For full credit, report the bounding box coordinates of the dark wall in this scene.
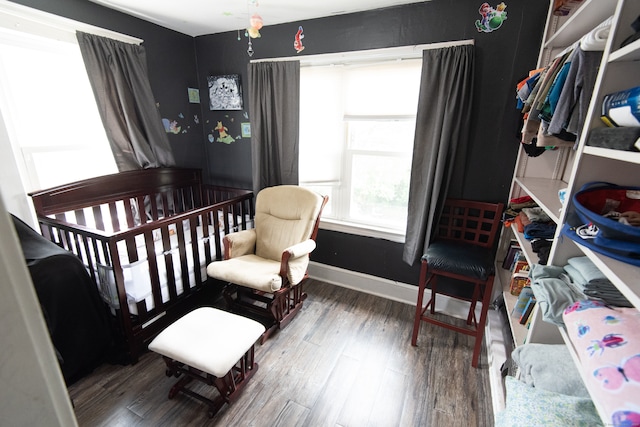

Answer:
[194,0,549,284]
[9,0,548,286]
[8,0,206,171]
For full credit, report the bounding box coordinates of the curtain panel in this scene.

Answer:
[403,44,475,265]
[76,31,175,171]
[247,61,300,195]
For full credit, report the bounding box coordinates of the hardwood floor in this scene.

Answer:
[68,280,494,426]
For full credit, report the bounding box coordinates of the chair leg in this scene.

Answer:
[471,276,494,368]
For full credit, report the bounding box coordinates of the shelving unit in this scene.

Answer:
[492,0,640,423]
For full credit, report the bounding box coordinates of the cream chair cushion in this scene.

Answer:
[254,185,323,261]
[207,185,323,292]
[148,307,265,378]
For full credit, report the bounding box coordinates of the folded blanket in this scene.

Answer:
[512,343,590,398]
[530,264,584,326]
[563,300,640,426]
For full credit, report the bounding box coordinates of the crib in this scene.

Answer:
[29,168,254,363]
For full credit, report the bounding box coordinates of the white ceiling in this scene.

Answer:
[88,0,428,37]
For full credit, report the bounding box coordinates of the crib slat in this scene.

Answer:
[124,198,136,228]
[144,228,164,312]
[136,197,147,225]
[175,219,190,293]
[75,209,86,226]
[92,205,104,231]
[161,224,178,302]
[188,217,201,285]
[108,202,120,232]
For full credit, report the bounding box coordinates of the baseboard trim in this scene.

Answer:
[308,261,481,321]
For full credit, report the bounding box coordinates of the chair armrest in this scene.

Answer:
[284,239,316,259]
[281,239,316,285]
[223,229,256,260]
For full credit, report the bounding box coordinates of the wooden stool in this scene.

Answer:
[148,307,266,418]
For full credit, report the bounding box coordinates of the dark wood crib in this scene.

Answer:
[29,168,254,363]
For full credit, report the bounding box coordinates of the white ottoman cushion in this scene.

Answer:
[148,307,265,378]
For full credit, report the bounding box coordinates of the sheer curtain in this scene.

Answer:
[403,44,475,265]
[247,61,300,195]
[76,31,175,171]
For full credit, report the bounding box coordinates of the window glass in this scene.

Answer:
[300,58,421,236]
[0,31,117,192]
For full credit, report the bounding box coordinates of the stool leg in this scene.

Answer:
[411,261,429,346]
[467,283,481,326]
[471,276,494,368]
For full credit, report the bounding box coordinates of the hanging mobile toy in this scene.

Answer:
[247,13,263,38]
[294,26,305,53]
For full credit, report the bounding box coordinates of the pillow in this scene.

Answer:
[495,376,603,427]
[512,343,590,397]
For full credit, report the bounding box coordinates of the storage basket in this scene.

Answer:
[573,182,640,243]
[567,182,640,265]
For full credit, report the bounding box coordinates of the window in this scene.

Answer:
[0,30,117,192]
[299,58,422,240]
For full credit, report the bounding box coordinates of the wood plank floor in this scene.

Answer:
[68,280,494,426]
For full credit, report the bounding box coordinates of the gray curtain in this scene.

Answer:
[76,32,175,171]
[248,61,300,195]
[403,44,475,265]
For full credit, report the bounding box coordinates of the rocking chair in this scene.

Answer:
[207,185,327,342]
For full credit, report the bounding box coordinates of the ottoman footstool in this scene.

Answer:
[148,307,266,418]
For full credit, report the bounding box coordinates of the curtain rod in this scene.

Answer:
[0,0,143,45]
[250,39,474,65]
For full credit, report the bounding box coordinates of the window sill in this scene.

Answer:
[319,219,405,243]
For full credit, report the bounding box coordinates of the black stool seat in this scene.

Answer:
[422,240,495,281]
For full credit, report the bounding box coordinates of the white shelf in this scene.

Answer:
[609,37,640,62]
[513,176,566,223]
[544,0,618,49]
[495,1,640,424]
[498,266,530,347]
[583,146,640,163]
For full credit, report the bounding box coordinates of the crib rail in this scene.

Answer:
[31,173,254,363]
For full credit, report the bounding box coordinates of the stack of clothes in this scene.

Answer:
[503,196,556,264]
[529,256,631,328]
[563,256,632,307]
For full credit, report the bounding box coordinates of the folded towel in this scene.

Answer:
[563,264,587,287]
[566,256,607,282]
[580,15,613,51]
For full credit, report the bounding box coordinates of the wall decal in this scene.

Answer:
[214,121,235,144]
[475,2,507,33]
[208,74,243,110]
[162,118,181,134]
[188,87,200,103]
[241,122,251,138]
[294,26,305,53]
